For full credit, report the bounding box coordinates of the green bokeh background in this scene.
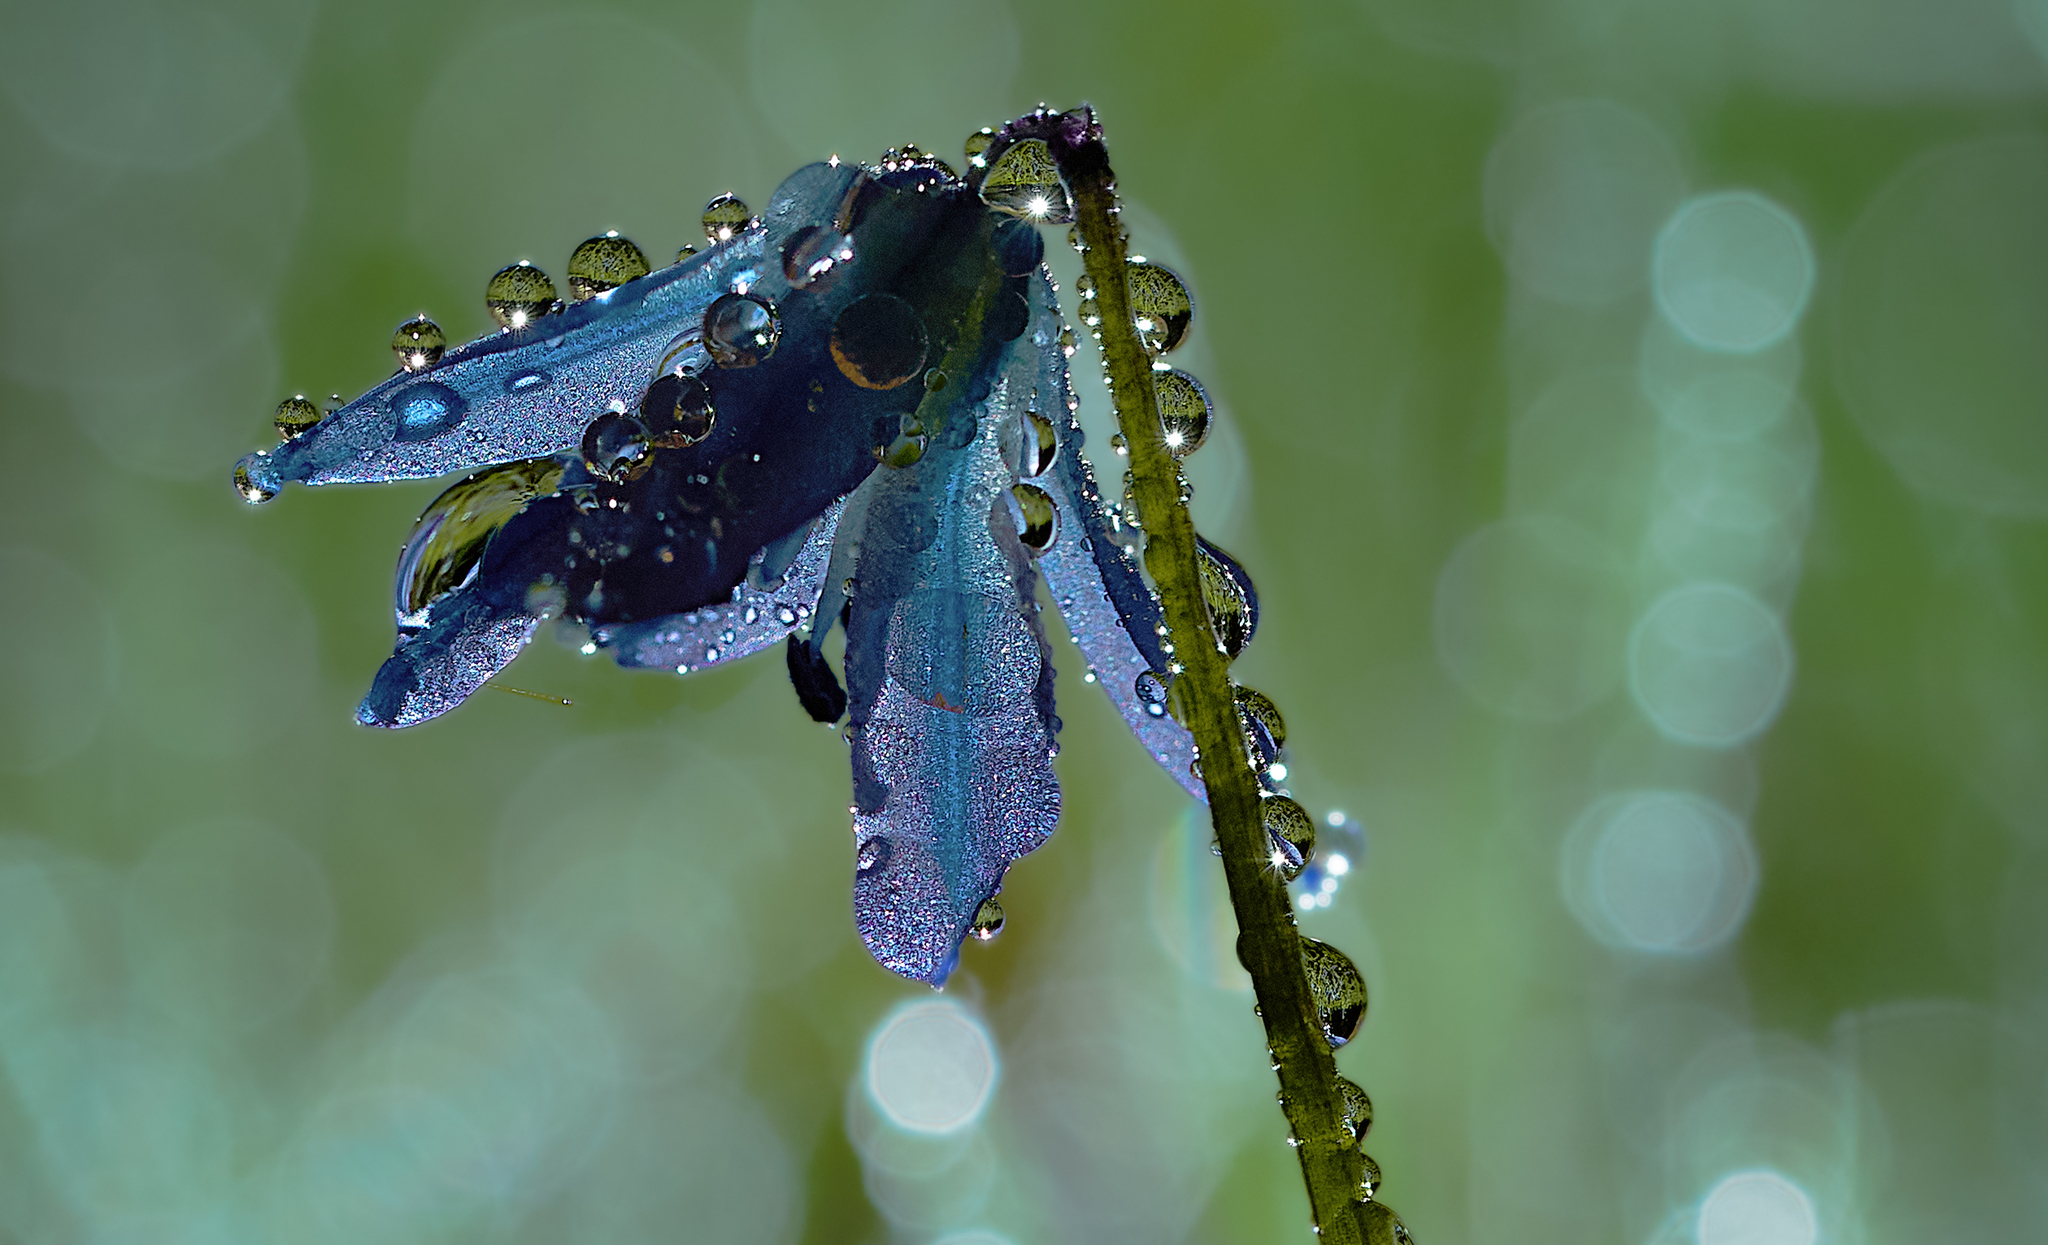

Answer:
[2,0,2046,1240]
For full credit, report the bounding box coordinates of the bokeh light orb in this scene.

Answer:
[1562,790,1758,954]
[1698,1168,1819,1245]
[1628,583,1794,747]
[865,1000,997,1135]
[1654,191,1814,353]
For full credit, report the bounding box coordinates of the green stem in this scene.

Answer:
[1047,114,1370,1242]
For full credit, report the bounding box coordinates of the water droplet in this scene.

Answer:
[856,837,892,873]
[924,368,948,392]
[1128,259,1193,354]
[566,232,651,301]
[1262,795,1315,881]
[1199,541,1256,659]
[389,315,446,373]
[1236,684,1287,756]
[1136,669,1170,717]
[484,261,557,329]
[639,371,716,447]
[979,138,1073,222]
[876,411,928,468]
[232,459,276,505]
[777,606,797,625]
[1300,937,1367,1047]
[782,224,853,287]
[1335,1077,1373,1146]
[1154,368,1213,458]
[832,293,928,390]
[704,292,780,368]
[1357,1153,1382,1201]
[1021,411,1057,477]
[702,193,753,244]
[964,126,996,168]
[397,457,566,619]
[391,381,468,442]
[968,896,1005,941]
[674,243,699,263]
[993,217,1046,276]
[273,394,321,439]
[581,412,651,483]
[1009,483,1058,552]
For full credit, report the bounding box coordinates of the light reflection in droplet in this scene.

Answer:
[1698,1168,1818,1245]
[865,999,997,1135]
[1654,191,1814,353]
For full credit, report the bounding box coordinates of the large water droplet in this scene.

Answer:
[782,224,853,288]
[391,315,445,372]
[232,458,276,505]
[581,411,652,483]
[704,292,780,368]
[1199,540,1256,659]
[273,394,320,439]
[993,217,1045,276]
[1008,483,1057,552]
[1357,1197,1410,1244]
[1154,368,1213,458]
[968,896,1005,942]
[1236,684,1287,759]
[1128,260,1193,354]
[855,836,891,874]
[566,232,651,301]
[702,193,753,244]
[1336,1076,1373,1145]
[639,371,716,447]
[391,381,468,441]
[1300,937,1367,1046]
[396,457,565,620]
[980,138,1073,222]
[1357,1153,1382,1201]
[1262,795,1315,881]
[832,293,928,390]
[485,261,557,329]
[1021,410,1057,477]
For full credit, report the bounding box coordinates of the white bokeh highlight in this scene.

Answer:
[1698,1168,1819,1245]
[1628,583,1794,747]
[865,999,998,1135]
[1654,191,1814,353]
[1561,790,1758,954]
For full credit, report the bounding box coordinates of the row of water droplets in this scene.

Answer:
[992,116,1400,1233]
[232,192,780,507]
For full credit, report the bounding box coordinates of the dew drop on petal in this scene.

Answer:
[856,837,891,874]
[704,292,780,368]
[566,231,651,301]
[232,459,276,505]
[273,393,321,439]
[484,261,557,329]
[581,412,652,483]
[390,315,445,372]
[831,293,928,390]
[396,457,565,619]
[1007,483,1057,552]
[968,896,1005,942]
[1020,410,1057,477]
[640,371,717,447]
[702,193,753,244]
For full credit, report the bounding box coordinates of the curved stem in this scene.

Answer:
[1044,111,1370,1242]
